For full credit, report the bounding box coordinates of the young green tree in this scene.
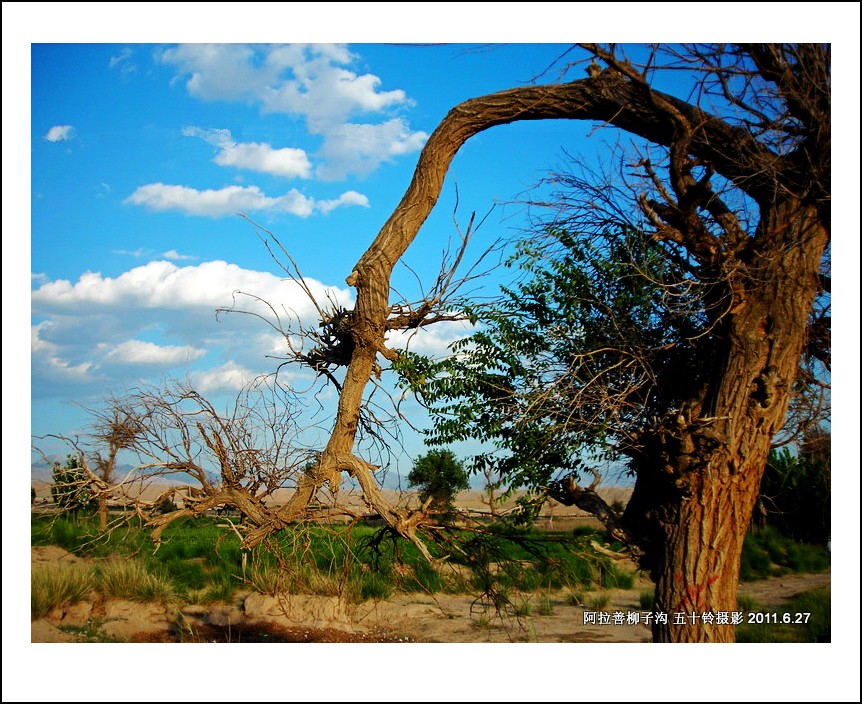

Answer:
[407,449,469,516]
[758,429,831,543]
[50,454,96,519]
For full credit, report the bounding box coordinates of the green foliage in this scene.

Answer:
[757,432,830,544]
[735,587,830,643]
[50,455,97,517]
[403,225,710,497]
[740,526,830,581]
[31,514,634,608]
[639,589,655,610]
[586,592,611,610]
[157,497,178,514]
[407,449,469,515]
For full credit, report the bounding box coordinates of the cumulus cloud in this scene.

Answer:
[160,44,426,181]
[189,361,256,394]
[183,126,312,179]
[161,44,408,124]
[31,260,354,402]
[104,340,205,365]
[125,182,367,218]
[316,190,370,214]
[44,125,75,142]
[32,323,94,384]
[32,260,352,315]
[159,44,278,103]
[316,119,428,180]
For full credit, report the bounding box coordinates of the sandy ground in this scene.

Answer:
[30,546,830,643]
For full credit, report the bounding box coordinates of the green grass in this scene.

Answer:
[30,514,637,608]
[586,592,611,610]
[57,621,123,643]
[740,527,830,581]
[95,558,175,602]
[736,593,759,613]
[536,593,555,616]
[639,589,654,610]
[736,587,830,643]
[31,562,95,619]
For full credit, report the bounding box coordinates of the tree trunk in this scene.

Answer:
[629,200,828,642]
[99,495,108,531]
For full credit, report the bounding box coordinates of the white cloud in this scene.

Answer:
[385,320,475,358]
[214,141,312,179]
[109,48,133,69]
[125,182,367,218]
[161,44,426,181]
[162,249,198,261]
[189,361,256,394]
[112,248,197,261]
[260,47,409,125]
[31,260,355,401]
[105,340,206,366]
[317,190,370,214]
[316,119,428,180]
[32,323,95,388]
[32,260,352,315]
[159,44,277,102]
[44,125,75,142]
[124,183,311,217]
[113,248,148,258]
[161,44,409,124]
[183,126,312,179]
[109,47,137,77]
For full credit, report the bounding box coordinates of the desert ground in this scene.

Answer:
[31,483,830,643]
[31,542,830,644]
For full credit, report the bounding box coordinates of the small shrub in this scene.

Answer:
[600,565,635,590]
[740,527,829,581]
[157,498,178,514]
[567,590,585,607]
[95,558,174,602]
[736,587,830,643]
[357,571,393,601]
[736,593,759,612]
[50,519,85,552]
[411,562,445,593]
[639,589,654,610]
[31,563,95,619]
[512,596,533,616]
[473,612,492,628]
[536,593,554,616]
[587,592,611,610]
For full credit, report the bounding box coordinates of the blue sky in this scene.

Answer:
[20,30,860,486]
[5,4,861,701]
[28,41,613,474]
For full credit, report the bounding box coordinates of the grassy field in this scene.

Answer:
[31,513,635,611]
[31,513,830,642]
